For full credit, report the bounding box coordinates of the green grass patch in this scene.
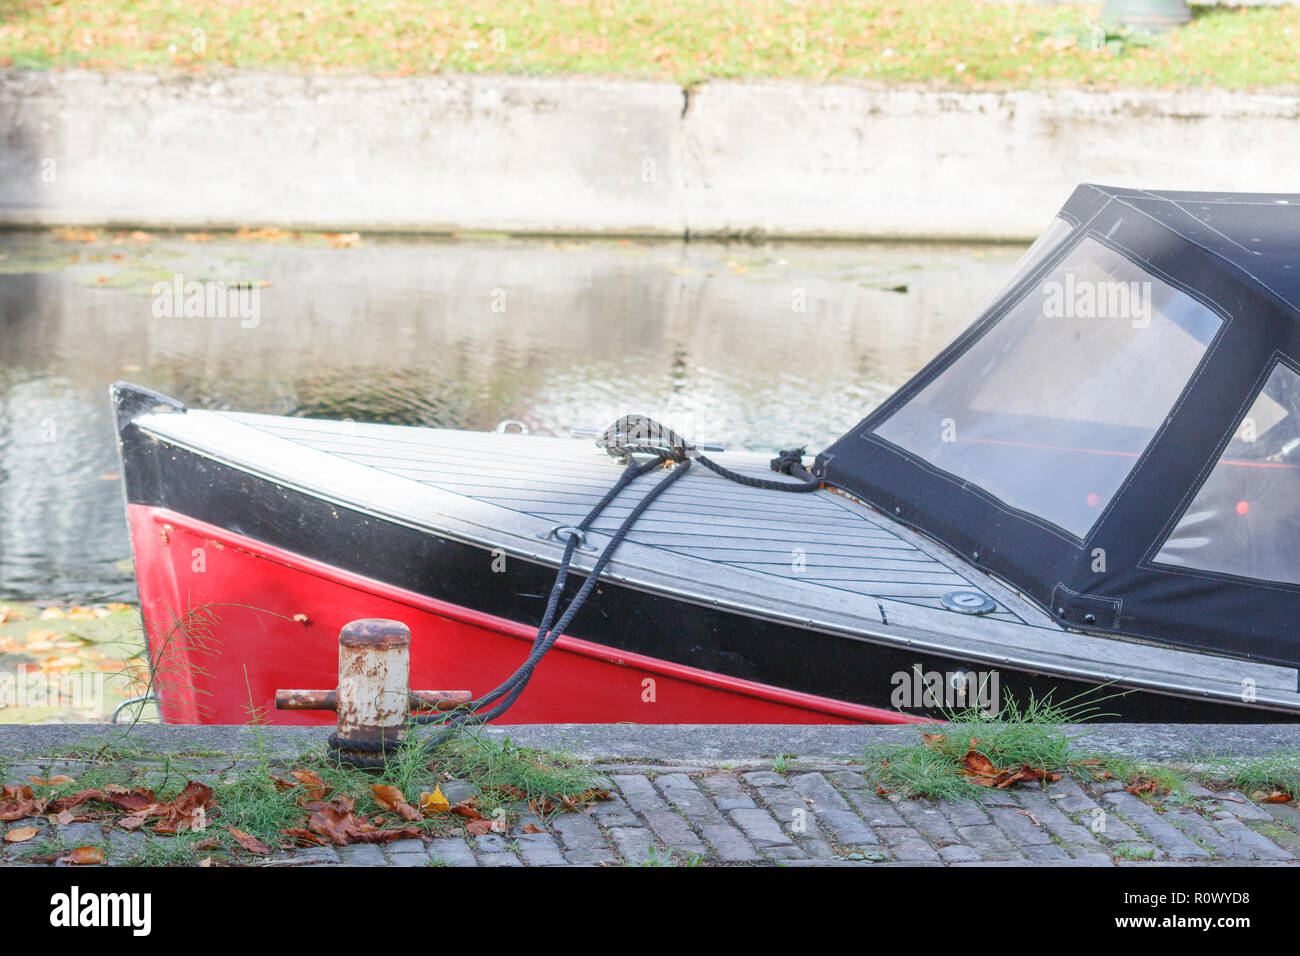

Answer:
[1206,748,1300,799]
[1079,753,1190,798]
[862,692,1102,800]
[0,1,1298,89]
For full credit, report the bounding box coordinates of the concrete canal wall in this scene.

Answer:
[3,69,1300,240]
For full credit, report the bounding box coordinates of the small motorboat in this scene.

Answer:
[114,184,1300,726]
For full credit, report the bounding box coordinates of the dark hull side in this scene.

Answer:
[115,415,1297,725]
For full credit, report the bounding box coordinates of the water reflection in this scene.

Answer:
[0,231,1023,600]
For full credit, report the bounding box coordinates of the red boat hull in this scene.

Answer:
[127,505,921,726]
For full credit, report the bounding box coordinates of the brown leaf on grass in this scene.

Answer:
[920,732,948,749]
[451,799,487,821]
[54,810,75,826]
[1260,791,1295,804]
[290,769,331,802]
[4,826,38,843]
[304,796,422,846]
[280,828,328,848]
[370,785,421,822]
[228,826,272,855]
[61,846,105,865]
[1126,779,1159,796]
[151,782,214,835]
[0,784,38,821]
[960,748,1000,778]
[465,819,494,836]
[43,789,99,814]
[958,745,1061,789]
[28,775,75,787]
[100,785,158,813]
[305,801,358,846]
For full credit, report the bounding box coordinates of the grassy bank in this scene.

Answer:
[0,1,1297,89]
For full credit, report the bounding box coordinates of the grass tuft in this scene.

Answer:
[1209,748,1300,798]
[862,690,1105,800]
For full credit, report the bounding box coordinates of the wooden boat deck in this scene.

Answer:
[237,415,1036,624]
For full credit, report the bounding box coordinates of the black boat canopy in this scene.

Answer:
[818,185,1300,669]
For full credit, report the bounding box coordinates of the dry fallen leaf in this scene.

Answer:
[151,782,214,835]
[1126,779,1159,796]
[957,744,1061,789]
[280,827,327,848]
[62,846,105,865]
[520,823,547,834]
[1260,791,1295,804]
[419,785,450,815]
[4,826,38,843]
[27,774,74,787]
[290,769,331,802]
[371,785,421,822]
[451,799,487,821]
[228,826,272,855]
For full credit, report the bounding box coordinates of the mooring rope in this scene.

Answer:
[335,415,820,765]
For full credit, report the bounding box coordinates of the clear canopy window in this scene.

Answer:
[874,237,1223,538]
[1154,362,1300,585]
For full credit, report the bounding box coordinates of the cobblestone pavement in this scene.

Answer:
[3,756,1298,867]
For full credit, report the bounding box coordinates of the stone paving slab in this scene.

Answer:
[2,726,1298,867]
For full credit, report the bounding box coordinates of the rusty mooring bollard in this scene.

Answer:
[275,618,471,764]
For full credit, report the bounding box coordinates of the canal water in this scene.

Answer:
[0,230,1024,602]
